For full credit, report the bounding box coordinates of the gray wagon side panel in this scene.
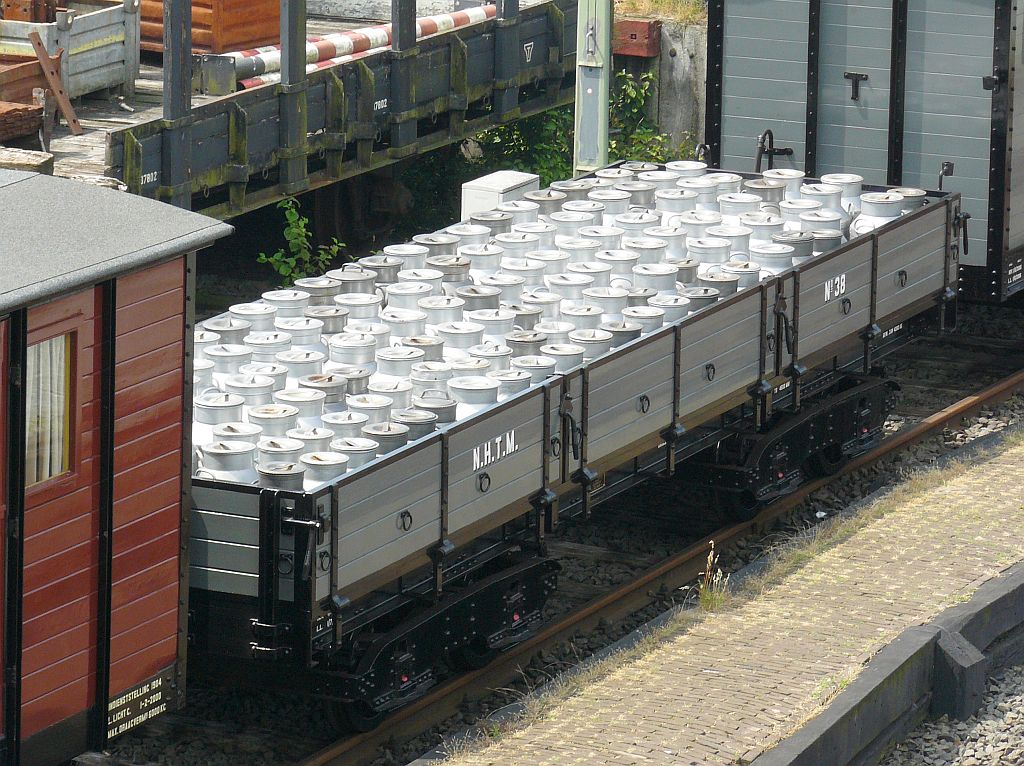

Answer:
[446,389,545,538]
[875,201,948,321]
[586,329,675,465]
[335,438,443,595]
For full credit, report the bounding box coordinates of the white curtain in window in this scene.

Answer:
[25,336,68,485]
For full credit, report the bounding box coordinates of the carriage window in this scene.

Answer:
[26,334,71,485]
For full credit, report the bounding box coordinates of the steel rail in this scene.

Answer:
[301,366,1024,766]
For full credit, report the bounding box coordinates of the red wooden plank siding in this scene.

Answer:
[110,258,186,696]
[22,289,101,738]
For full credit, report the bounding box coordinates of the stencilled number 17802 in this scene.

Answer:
[824,273,847,302]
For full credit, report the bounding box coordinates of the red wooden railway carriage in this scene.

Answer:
[0,169,231,765]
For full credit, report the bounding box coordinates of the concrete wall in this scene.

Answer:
[651,21,707,147]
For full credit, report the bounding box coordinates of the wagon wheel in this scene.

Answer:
[805,443,847,478]
[453,635,498,671]
[325,699,386,733]
[717,487,760,523]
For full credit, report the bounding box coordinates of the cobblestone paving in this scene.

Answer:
[443,443,1024,766]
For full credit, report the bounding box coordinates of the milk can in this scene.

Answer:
[526,249,572,273]
[497,199,540,225]
[426,254,472,291]
[448,376,500,417]
[391,408,438,440]
[631,262,679,295]
[204,317,253,346]
[717,192,762,222]
[648,294,691,322]
[304,305,349,336]
[665,256,699,285]
[194,358,215,389]
[257,461,306,490]
[800,184,849,233]
[678,177,721,210]
[742,178,787,205]
[622,305,665,333]
[262,289,310,318]
[749,243,797,274]
[567,261,612,287]
[849,192,906,238]
[375,346,425,380]
[436,321,484,353]
[674,209,723,239]
[620,160,659,172]
[540,343,586,371]
[274,388,326,429]
[397,268,445,294]
[483,369,530,400]
[686,237,732,266]
[523,188,567,218]
[257,436,305,465]
[721,258,763,289]
[812,229,844,255]
[504,329,549,357]
[614,211,660,235]
[469,342,514,371]
[239,362,288,392]
[544,273,594,304]
[294,275,343,305]
[596,166,634,182]
[333,292,383,321]
[346,392,393,424]
[892,187,927,213]
[322,410,370,439]
[383,243,429,270]
[562,201,607,223]
[503,303,544,330]
[700,266,741,297]
[682,285,723,310]
[588,189,632,224]
[560,303,603,330]
[467,211,514,236]
[206,344,254,379]
[212,421,263,445]
[595,249,641,280]
[706,172,744,195]
[627,286,658,306]
[325,364,372,396]
[230,302,277,332]
[243,332,291,364]
[740,212,786,245]
[614,180,656,207]
[577,225,623,251]
[799,210,844,236]
[400,335,446,362]
[413,232,462,257]
[638,170,681,191]
[467,308,517,342]
[409,360,452,395]
[247,401,299,436]
[329,437,380,469]
[300,451,349,487]
[569,328,614,359]
[287,426,335,454]
[621,236,668,265]
[820,172,865,214]
[361,422,410,455]
[386,281,435,310]
[411,388,459,423]
[347,321,392,352]
[368,379,413,410]
[196,441,258,484]
[522,290,562,320]
[458,285,503,312]
[665,159,707,177]
[511,354,557,383]
[643,226,687,260]
[771,232,814,264]
[447,223,491,247]
[512,222,557,250]
[193,392,245,450]
[194,330,222,362]
[379,307,428,339]
[479,273,526,304]
[500,256,547,287]
[761,168,806,199]
[559,238,603,265]
[549,210,594,240]
[297,373,348,412]
[358,254,403,286]
[551,178,598,201]
[275,317,327,355]
[583,286,629,319]
[223,373,276,408]
[780,199,823,231]
[600,320,643,348]
[532,321,575,345]
[329,332,377,366]
[706,225,752,257]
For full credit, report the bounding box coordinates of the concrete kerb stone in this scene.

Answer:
[749,560,1024,766]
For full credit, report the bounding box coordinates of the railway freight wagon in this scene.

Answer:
[0,170,231,765]
[705,0,1021,301]
[187,161,965,729]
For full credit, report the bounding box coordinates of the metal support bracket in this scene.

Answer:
[660,422,686,476]
[844,71,868,100]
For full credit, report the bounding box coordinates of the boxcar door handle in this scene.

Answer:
[705,363,716,381]
[477,472,491,493]
[637,394,651,413]
[844,71,868,101]
[897,270,908,288]
[841,297,852,315]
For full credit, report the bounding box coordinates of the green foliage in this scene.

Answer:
[608,70,672,163]
[258,198,346,285]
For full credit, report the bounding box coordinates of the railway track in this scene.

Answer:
[296,339,1024,766]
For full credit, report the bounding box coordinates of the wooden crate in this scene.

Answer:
[0,52,58,104]
[613,18,661,58]
[140,0,280,54]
